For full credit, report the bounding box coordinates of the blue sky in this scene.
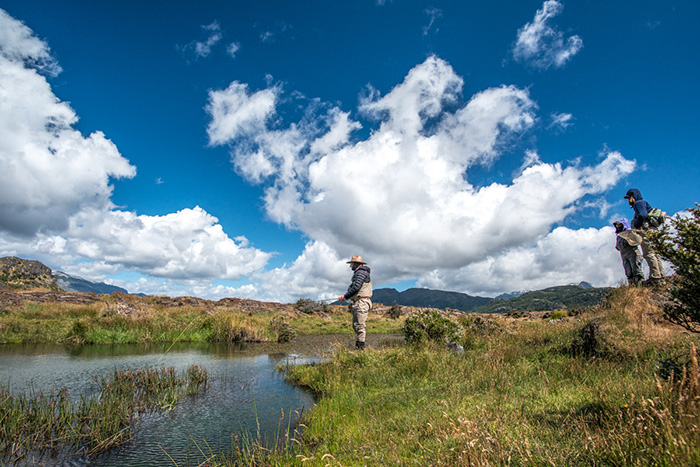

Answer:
[0,0,698,302]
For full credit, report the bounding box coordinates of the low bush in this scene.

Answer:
[296,298,329,315]
[403,309,463,344]
[388,302,402,319]
[270,316,296,343]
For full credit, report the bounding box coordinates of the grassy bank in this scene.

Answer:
[215,286,700,466]
[0,294,404,344]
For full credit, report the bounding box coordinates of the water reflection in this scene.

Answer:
[0,334,402,466]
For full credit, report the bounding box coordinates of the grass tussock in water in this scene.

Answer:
[0,364,208,463]
[0,294,404,345]
[220,286,700,466]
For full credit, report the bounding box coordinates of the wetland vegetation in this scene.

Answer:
[1,286,698,466]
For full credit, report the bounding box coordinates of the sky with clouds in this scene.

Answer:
[0,0,698,302]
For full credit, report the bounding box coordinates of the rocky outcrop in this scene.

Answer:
[0,290,100,307]
[0,256,60,291]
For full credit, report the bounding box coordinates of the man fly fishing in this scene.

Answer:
[337,255,372,350]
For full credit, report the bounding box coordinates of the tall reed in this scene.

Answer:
[0,364,208,463]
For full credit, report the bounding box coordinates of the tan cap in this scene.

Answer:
[346,255,366,264]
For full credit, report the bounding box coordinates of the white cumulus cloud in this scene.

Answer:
[0,10,272,294]
[0,9,136,236]
[513,0,583,69]
[417,226,625,296]
[65,206,271,280]
[206,55,635,300]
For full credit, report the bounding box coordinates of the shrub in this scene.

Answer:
[66,319,89,344]
[647,203,700,332]
[270,316,296,343]
[388,302,403,319]
[403,309,462,344]
[457,314,505,335]
[549,310,568,320]
[568,319,601,357]
[296,298,329,314]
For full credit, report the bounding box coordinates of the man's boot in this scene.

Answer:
[356,341,365,351]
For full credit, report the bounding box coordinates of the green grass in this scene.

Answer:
[0,299,403,345]
[213,288,700,466]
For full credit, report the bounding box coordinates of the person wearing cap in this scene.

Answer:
[337,255,373,350]
[624,188,665,285]
[612,218,644,286]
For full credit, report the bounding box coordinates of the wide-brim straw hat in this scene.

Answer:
[346,255,366,264]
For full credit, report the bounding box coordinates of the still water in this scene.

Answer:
[0,334,396,466]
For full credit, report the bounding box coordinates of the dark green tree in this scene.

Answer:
[647,203,700,332]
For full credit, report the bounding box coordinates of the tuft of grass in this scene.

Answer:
[0,364,208,463]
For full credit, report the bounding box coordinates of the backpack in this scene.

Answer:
[647,207,666,228]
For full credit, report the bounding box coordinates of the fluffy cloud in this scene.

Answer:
[0,10,272,292]
[243,241,350,302]
[0,9,61,76]
[64,207,271,279]
[0,10,136,236]
[0,206,271,288]
[417,226,625,296]
[206,82,278,146]
[206,55,635,299]
[513,0,583,69]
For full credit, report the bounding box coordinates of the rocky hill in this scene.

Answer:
[0,257,131,295]
[0,256,60,291]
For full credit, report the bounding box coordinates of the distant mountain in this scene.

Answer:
[495,291,526,300]
[471,284,612,314]
[372,287,492,312]
[496,282,593,300]
[372,283,611,314]
[53,271,129,295]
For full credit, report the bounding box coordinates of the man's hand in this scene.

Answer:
[337,295,345,302]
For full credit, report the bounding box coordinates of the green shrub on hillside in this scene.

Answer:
[403,309,462,344]
[647,203,700,332]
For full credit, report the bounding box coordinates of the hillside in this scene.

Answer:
[372,283,610,314]
[471,284,612,314]
[0,256,60,291]
[372,287,491,312]
[0,256,131,295]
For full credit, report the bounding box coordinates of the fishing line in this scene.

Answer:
[155,319,195,365]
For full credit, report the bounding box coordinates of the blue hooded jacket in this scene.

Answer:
[625,188,652,229]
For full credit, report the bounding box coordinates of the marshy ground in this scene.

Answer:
[1,286,698,466]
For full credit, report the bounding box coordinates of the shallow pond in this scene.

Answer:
[0,334,402,466]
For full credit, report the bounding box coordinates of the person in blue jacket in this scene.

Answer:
[624,188,665,285]
[337,255,373,350]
